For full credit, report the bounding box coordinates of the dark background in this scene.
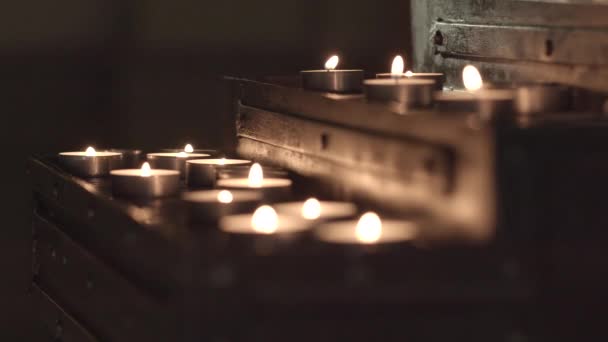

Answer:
[1,0,411,338]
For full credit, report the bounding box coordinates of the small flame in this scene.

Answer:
[140,162,152,177]
[184,144,194,153]
[405,70,414,77]
[85,146,96,157]
[462,65,483,92]
[355,212,382,244]
[177,151,188,158]
[218,158,226,166]
[301,198,321,220]
[248,163,264,188]
[251,205,278,234]
[324,55,339,70]
[391,55,405,75]
[217,190,234,204]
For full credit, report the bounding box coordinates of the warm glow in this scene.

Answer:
[405,70,414,77]
[140,162,152,177]
[251,205,278,234]
[463,65,483,91]
[391,55,405,75]
[177,151,188,158]
[217,190,234,204]
[324,55,339,70]
[219,158,226,166]
[184,144,194,153]
[355,212,382,243]
[85,146,96,157]
[301,198,322,220]
[248,163,264,188]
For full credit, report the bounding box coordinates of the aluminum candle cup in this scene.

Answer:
[216,178,292,202]
[110,168,180,198]
[376,72,445,91]
[186,159,251,188]
[58,149,122,178]
[301,70,364,93]
[436,89,515,118]
[219,207,312,235]
[515,84,571,116]
[147,152,210,178]
[364,78,435,114]
[315,213,418,245]
[108,149,143,169]
[274,199,357,221]
[183,190,262,223]
[217,166,288,180]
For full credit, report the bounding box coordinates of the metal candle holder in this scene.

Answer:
[186,159,252,188]
[301,70,364,94]
[146,152,210,178]
[364,78,435,114]
[58,151,122,178]
[183,190,262,223]
[110,168,180,198]
[376,72,445,91]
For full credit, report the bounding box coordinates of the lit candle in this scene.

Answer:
[110,162,180,198]
[376,55,444,90]
[183,189,262,223]
[217,164,288,180]
[58,146,122,178]
[216,163,292,202]
[274,197,357,221]
[435,65,514,118]
[315,212,417,245]
[219,205,312,235]
[147,144,210,178]
[301,55,364,93]
[186,158,251,188]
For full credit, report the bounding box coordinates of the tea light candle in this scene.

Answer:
[186,158,251,188]
[219,205,312,235]
[274,198,357,221]
[376,55,445,90]
[183,189,262,223]
[217,165,288,180]
[301,55,364,94]
[147,144,210,177]
[436,65,514,118]
[364,78,435,113]
[110,162,180,198]
[59,147,122,178]
[108,148,143,169]
[315,212,417,245]
[216,163,292,202]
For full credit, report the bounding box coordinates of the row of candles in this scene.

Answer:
[302,55,572,116]
[58,145,416,245]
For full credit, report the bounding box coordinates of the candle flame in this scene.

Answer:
[391,55,405,75]
[177,151,188,158]
[219,158,226,166]
[184,144,194,153]
[217,190,234,204]
[248,163,264,188]
[140,162,152,177]
[302,198,321,220]
[355,212,382,244]
[324,55,339,70]
[405,70,414,77]
[251,205,278,234]
[463,65,483,92]
[85,146,96,157]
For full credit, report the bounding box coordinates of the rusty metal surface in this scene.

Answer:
[412,0,608,92]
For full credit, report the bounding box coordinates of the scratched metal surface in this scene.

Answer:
[411,0,608,92]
